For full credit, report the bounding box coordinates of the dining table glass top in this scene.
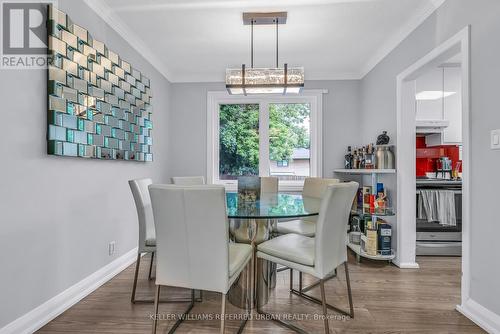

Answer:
[226,192,321,219]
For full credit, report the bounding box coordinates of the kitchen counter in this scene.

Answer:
[416,178,462,186]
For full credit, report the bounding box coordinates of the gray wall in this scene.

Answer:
[359,0,500,315]
[168,80,362,179]
[0,0,171,328]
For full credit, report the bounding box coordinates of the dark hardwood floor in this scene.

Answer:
[38,253,483,333]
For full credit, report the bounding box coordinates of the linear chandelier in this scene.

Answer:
[226,12,304,95]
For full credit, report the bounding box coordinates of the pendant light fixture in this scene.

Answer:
[226,12,304,95]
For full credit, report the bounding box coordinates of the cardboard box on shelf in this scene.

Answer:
[366,229,378,256]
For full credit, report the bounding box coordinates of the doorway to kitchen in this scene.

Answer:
[395,26,470,310]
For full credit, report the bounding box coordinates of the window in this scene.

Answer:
[207,90,324,191]
[219,104,259,180]
[276,160,289,167]
[269,103,310,181]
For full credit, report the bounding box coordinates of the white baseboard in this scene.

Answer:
[457,298,500,334]
[0,247,139,334]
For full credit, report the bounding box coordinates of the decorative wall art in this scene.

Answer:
[47,5,153,161]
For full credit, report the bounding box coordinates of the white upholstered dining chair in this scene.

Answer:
[256,182,358,333]
[276,177,339,237]
[128,178,157,303]
[129,178,199,304]
[171,176,205,185]
[170,177,207,300]
[260,176,278,193]
[148,184,252,334]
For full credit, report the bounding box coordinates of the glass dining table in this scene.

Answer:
[225,192,321,309]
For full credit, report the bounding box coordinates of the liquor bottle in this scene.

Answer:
[365,143,375,169]
[344,146,353,169]
[360,146,366,169]
[353,147,359,169]
[367,143,373,155]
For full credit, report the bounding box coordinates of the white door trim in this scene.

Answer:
[395,25,471,307]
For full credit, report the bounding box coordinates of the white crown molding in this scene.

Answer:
[0,248,139,334]
[359,0,447,79]
[306,71,362,81]
[83,0,173,82]
[457,298,500,334]
[114,0,382,12]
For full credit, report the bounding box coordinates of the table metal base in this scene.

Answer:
[228,218,277,309]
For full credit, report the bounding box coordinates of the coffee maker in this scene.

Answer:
[436,156,452,180]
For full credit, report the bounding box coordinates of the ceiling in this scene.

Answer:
[85,0,446,82]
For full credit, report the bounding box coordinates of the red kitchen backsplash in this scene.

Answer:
[416,136,462,176]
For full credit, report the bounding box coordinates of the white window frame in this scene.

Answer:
[206,89,326,192]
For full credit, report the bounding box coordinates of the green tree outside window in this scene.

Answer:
[219,103,310,179]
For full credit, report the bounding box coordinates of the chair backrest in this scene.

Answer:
[149,184,230,293]
[171,176,205,185]
[128,178,156,252]
[302,177,339,222]
[261,176,278,194]
[302,177,340,198]
[314,182,358,278]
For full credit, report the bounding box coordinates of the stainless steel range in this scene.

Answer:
[416,177,462,256]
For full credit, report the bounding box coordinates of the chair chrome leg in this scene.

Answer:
[246,262,251,312]
[227,263,250,334]
[300,269,337,293]
[290,263,354,318]
[299,272,303,296]
[148,252,155,280]
[344,261,354,318]
[256,258,308,334]
[152,285,160,334]
[131,253,141,303]
[132,253,195,304]
[319,280,330,334]
[251,246,257,307]
[237,263,251,334]
[290,288,352,318]
[277,265,289,272]
[220,293,226,334]
[167,289,195,334]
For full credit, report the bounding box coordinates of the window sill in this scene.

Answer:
[213,181,304,193]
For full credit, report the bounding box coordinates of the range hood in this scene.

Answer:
[416,119,449,134]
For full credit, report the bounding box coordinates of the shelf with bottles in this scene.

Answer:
[351,207,395,217]
[350,181,393,218]
[347,241,395,262]
[334,168,396,175]
[348,218,394,263]
[342,131,395,171]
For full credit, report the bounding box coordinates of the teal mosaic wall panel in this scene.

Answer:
[47,5,153,162]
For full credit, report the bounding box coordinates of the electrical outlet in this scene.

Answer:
[491,129,500,150]
[108,241,116,256]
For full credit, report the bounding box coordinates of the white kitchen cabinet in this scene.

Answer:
[442,66,462,144]
[415,67,444,121]
[418,66,462,146]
